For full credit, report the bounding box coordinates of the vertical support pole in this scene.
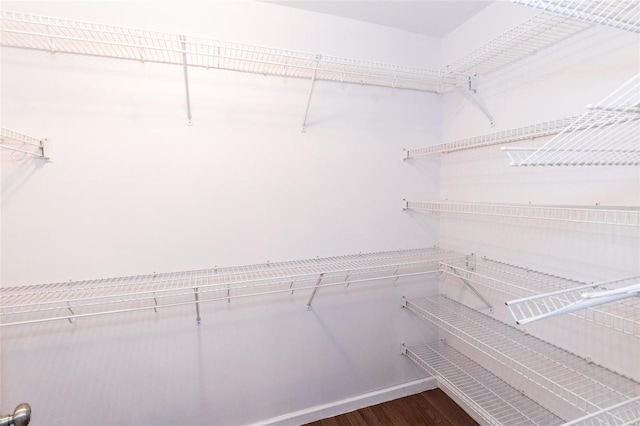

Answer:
[302,55,321,133]
[180,35,193,126]
[153,293,158,313]
[194,287,201,325]
[306,273,324,310]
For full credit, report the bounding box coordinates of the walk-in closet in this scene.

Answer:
[1,1,638,425]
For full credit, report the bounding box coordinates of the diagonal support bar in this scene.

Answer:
[306,273,324,310]
[180,35,193,126]
[455,74,495,127]
[450,265,493,312]
[301,55,321,132]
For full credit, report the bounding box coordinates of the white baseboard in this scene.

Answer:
[247,377,437,426]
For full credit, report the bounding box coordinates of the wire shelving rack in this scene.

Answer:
[0,128,49,159]
[443,12,591,76]
[503,75,640,166]
[0,247,465,327]
[404,116,580,158]
[0,10,455,93]
[404,201,640,227]
[404,340,564,426]
[513,0,640,34]
[439,257,640,337]
[404,295,640,420]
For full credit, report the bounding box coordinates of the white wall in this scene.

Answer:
[0,2,443,425]
[437,0,640,394]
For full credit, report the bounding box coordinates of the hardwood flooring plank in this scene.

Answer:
[304,389,478,426]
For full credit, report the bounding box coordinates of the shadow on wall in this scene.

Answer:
[1,156,48,208]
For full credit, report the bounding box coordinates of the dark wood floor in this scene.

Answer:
[305,388,478,426]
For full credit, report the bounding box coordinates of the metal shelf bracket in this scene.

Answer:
[306,273,324,310]
[301,55,321,133]
[455,74,495,127]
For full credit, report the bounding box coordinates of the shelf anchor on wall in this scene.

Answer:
[180,35,193,126]
[301,55,321,133]
[454,74,495,127]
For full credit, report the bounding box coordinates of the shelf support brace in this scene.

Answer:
[451,266,493,312]
[180,35,193,126]
[306,273,324,310]
[301,55,321,132]
[66,302,75,324]
[194,287,201,325]
[455,74,495,127]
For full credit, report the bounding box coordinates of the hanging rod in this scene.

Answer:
[503,75,640,166]
[513,0,640,34]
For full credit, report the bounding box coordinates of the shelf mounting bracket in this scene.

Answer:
[180,35,193,126]
[455,74,495,127]
[450,265,493,312]
[301,55,321,133]
[306,273,324,310]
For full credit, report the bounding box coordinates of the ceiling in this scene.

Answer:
[266,1,493,38]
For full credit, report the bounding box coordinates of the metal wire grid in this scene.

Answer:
[404,296,640,417]
[443,12,591,76]
[405,340,564,426]
[439,257,640,337]
[404,116,581,158]
[564,396,640,425]
[405,201,640,227]
[503,75,640,166]
[0,248,465,326]
[0,10,455,93]
[513,0,640,34]
[0,127,47,158]
[506,277,640,327]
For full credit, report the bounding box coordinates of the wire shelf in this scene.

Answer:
[404,116,580,158]
[404,340,564,426]
[0,127,49,159]
[404,295,640,418]
[404,201,640,227]
[513,0,640,34]
[443,12,591,76]
[0,10,456,93]
[439,257,640,337]
[503,75,640,166]
[563,396,640,425]
[0,247,465,327]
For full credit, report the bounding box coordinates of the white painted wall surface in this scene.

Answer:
[436,1,640,393]
[0,2,443,425]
